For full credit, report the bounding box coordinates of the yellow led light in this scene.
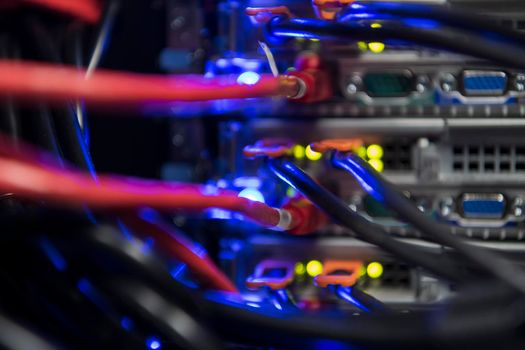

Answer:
[305,145,323,161]
[293,144,306,160]
[286,187,297,198]
[357,41,368,51]
[368,159,384,173]
[357,146,367,159]
[295,262,306,276]
[359,265,367,278]
[310,38,320,42]
[306,260,323,277]
[366,144,384,159]
[368,42,385,53]
[367,262,384,279]
[371,23,382,29]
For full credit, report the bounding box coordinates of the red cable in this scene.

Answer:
[122,215,238,293]
[0,60,299,105]
[0,155,286,228]
[0,0,102,23]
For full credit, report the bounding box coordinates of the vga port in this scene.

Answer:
[459,193,506,219]
[363,71,414,97]
[462,70,508,96]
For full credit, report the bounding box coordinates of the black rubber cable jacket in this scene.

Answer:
[334,152,525,295]
[268,159,462,282]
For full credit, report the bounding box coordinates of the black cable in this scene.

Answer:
[0,212,523,347]
[70,0,120,146]
[338,1,525,45]
[0,314,61,350]
[332,152,525,295]
[267,158,463,282]
[333,285,390,313]
[27,16,96,176]
[267,17,525,69]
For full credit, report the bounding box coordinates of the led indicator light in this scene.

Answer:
[367,144,384,159]
[295,262,306,275]
[305,145,323,161]
[306,260,323,277]
[368,159,384,173]
[238,188,265,203]
[237,72,261,85]
[293,144,306,159]
[368,42,385,53]
[367,262,384,279]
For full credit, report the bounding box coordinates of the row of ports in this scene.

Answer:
[363,192,523,222]
[343,69,523,101]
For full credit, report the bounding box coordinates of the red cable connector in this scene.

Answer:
[0,136,308,233]
[283,196,329,235]
[288,53,333,103]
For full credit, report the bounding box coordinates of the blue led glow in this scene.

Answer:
[146,337,162,350]
[120,317,134,331]
[237,72,261,86]
[238,188,265,203]
[170,264,187,279]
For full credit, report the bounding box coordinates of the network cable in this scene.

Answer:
[338,1,525,45]
[330,151,525,295]
[0,60,303,104]
[266,158,463,282]
[266,16,525,69]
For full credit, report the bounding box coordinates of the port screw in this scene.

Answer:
[440,73,457,92]
[440,197,454,217]
[345,75,362,95]
[416,75,431,93]
[513,74,525,92]
[512,197,524,217]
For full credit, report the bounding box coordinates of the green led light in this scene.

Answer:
[367,262,384,279]
[286,187,297,198]
[368,42,385,53]
[293,144,306,160]
[368,159,384,173]
[305,145,322,161]
[357,41,368,51]
[306,260,323,277]
[295,262,306,276]
[357,146,367,159]
[367,144,384,159]
[359,266,367,277]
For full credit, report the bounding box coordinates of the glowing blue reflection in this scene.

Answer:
[120,317,133,331]
[403,18,439,29]
[40,238,67,271]
[233,177,262,189]
[237,72,261,85]
[332,155,384,202]
[238,188,265,203]
[146,337,162,350]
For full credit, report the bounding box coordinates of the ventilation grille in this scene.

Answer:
[452,145,525,173]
